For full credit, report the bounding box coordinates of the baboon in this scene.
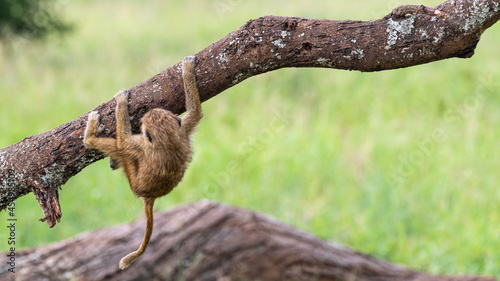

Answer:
[83,56,202,269]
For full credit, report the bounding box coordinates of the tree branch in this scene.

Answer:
[1,0,499,227]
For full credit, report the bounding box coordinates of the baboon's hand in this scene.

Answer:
[84,111,101,146]
[182,56,195,73]
[114,89,130,105]
[86,111,100,133]
[88,111,100,123]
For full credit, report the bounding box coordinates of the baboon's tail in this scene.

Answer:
[119,197,155,269]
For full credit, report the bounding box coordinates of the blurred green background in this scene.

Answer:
[1,0,499,277]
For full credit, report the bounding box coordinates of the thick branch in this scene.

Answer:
[0,201,496,281]
[1,0,499,227]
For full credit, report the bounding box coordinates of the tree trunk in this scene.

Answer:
[0,201,496,281]
[1,0,500,227]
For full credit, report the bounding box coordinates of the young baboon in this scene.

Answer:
[83,56,202,269]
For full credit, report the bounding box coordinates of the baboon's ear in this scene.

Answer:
[144,131,152,143]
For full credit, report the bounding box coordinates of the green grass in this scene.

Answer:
[1,0,500,277]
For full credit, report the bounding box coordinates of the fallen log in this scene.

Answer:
[0,201,496,281]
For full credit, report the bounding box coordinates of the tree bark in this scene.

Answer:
[0,201,496,281]
[1,0,499,227]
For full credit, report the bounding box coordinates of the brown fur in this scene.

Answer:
[83,56,202,269]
